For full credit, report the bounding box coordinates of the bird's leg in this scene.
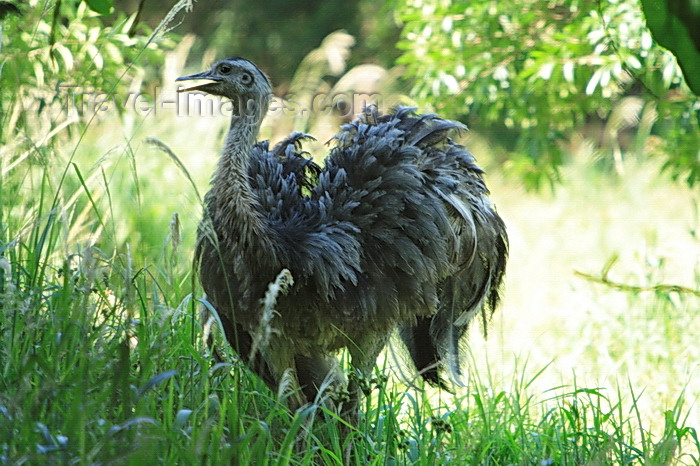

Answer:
[263,338,306,411]
[294,354,345,410]
[291,354,345,456]
[343,335,388,423]
[339,335,388,464]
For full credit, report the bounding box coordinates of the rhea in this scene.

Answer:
[177,57,508,416]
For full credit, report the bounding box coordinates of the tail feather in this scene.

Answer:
[390,105,508,386]
[399,316,446,388]
[269,132,321,192]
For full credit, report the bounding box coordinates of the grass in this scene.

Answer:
[2,61,699,465]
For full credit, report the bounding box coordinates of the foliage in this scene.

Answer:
[0,0,170,146]
[394,0,700,188]
[113,0,400,83]
[0,0,179,263]
[641,0,700,95]
[85,0,114,16]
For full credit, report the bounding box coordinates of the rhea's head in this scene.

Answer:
[176,57,272,105]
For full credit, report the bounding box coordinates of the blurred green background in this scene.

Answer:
[1,0,698,463]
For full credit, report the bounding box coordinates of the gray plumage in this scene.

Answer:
[177,57,508,414]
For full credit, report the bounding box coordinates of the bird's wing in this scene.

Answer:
[308,107,464,322]
[248,134,320,217]
[334,107,509,386]
[421,135,508,385]
[269,132,321,192]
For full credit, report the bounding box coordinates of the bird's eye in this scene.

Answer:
[240,72,253,85]
[219,64,232,74]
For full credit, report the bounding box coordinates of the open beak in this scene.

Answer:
[175,70,222,93]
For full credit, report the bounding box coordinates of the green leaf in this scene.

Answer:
[0,2,21,20]
[640,0,700,95]
[84,0,112,15]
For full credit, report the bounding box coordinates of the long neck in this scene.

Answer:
[211,106,268,249]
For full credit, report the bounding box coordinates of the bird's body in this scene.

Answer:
[178,57,508,413]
